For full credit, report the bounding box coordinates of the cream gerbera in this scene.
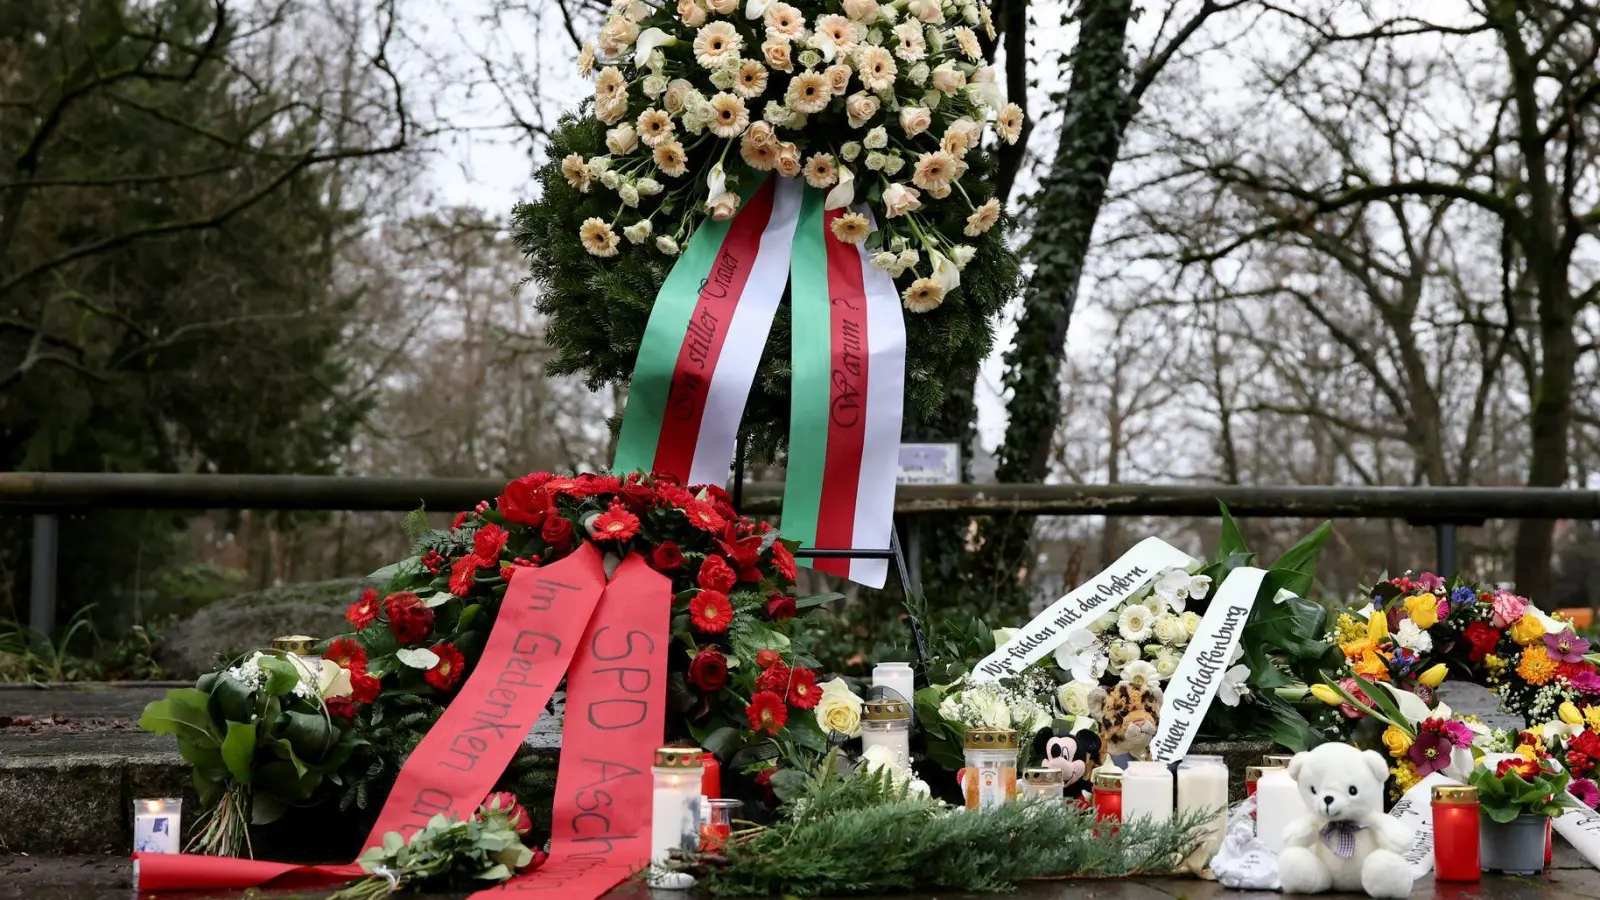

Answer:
[561,154,591,192]
[653,140,689,177]
[996,103,1024,144]
[964,197,1000,236]
[763,2,805,39]
[693,21,743,69]
[953,26,982,60]
[576,42,596,78]
[734,60,769,98]
[707,92,751,139]
[595,66,626,101]
[803,152,838,189]
[855,45,897,92]
[579,218,620,257]
[911,150,957,193]
[740,132,778,170]
[902,278,945,313]
[785,70,832,114]
[892,22,926,61]
[830,212,870,244]
[636,109,674,147]
[813,14,860,54]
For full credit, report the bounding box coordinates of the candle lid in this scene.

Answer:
[1092,769,1123,789]
[1262,754,1295,767]
[1245,765,1284,780]
[1024,768,1064,785]
[1179,754,1225,767]
[272,635,315,655]
[964,727,1018,750]
[653,746,704,768]
[863,698,911,721]
[1432,785,1478,802]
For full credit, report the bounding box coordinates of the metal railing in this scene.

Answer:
[6,472,1598,636]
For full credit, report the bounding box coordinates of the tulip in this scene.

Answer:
[1417,664,1448,688]
[1368,611,1388,643]
[1310,683,1344,706]
[1560,701,1584,725]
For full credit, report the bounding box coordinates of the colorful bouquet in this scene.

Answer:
[1467,750,1574,823]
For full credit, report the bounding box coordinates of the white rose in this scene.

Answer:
[842,0,879,22]
[1109,640,1141,669]
[643,74,669,97]
[907,61,930,85]
[882,181,920,217]
[623,219,653,243]
[655,235,680,255]
[951,245,975,268]
[864,125,889,149]
[1153,614,1184,646]
[637,177,663,195]
[1087,610,1118,633]
[899,105,932,137]
[606,124,638,154]
[1057,680,1095,718]
[1181,611,1202,638]
[706,189,740,220]
[599,169,621,189]
[1154,650,1181,679]
[931,61,965,94]
[841,140,862,161]
[618,183,641,207]
[816,677,864,737]
[870,250,897,271]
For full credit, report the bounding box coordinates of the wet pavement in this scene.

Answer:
[4,853,1600,900]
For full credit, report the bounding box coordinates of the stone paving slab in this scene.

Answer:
[5,853,1600,900]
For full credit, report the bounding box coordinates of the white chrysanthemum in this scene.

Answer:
[1396,619,1434,653]
[1117,604,1154,642]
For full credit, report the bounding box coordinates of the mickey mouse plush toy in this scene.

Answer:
[1032,727,1101,799]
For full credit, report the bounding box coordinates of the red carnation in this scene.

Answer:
[683,499,726,533]
[324,638,368,675]
[346,588,381,628]
[425,643,466,692]
[756,663,792,693]
[698,556,738,592]
[591,502,641,542]
[652,541,684,571]
[542,515,575,550]
[755,648,783,669]
[385,592,435,645]
[449,554,479,597]
[1573,730,1600,760]
[325,696,358,723]
[657,484,694,508]
[771,542,797,580]
[786,667,821,710]
[767,594,798,622]
[474,523,510,566]
[688,649,730,692]
[689,590,733,633]
[745,691,788,735]
[498,475,554,526]
[351,672,382,704]
[1464,621,1502,662]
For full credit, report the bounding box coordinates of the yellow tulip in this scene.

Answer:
[1368,611,1389,643]
[1417,664,1448,688]
[1310,683,1344,706]
[1560,702,1584,725]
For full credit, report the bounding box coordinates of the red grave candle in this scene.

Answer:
[1432,785,1480,882]
[1092,770,1123,823]
[700,752,721,799]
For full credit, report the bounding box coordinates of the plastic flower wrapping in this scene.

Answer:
[567,0,1021,312]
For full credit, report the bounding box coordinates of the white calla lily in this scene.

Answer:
[706,162,727,201]
[824,166,856,210]
[744,0,773,18]
[1376,681,1450,726]
[634,28,674,69]
[318,659,353,699]
[930,249,961,292]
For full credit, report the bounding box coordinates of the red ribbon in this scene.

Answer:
[135,544,623,893]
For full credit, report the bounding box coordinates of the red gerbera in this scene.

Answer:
[346,588,381,628]
[325,696,358,723]
[591,502,641,542]
[689,590,733,633]
[755,648,783,669]
[351,672,382,704]
[450,554,479,597]
[766,594,797,622]
[324,638,368,675]
[687,648,730,692]
[542,515,575,550]
[756,663,792,693]
[656,484,694,509]
[698,556,738,592]
[786,667,821,710]
[545,476,581,496]
[425,643,467,692]
[771,542,797,580]
[473,523,510,566]
[683,499,726,533]
[745,691,788,735]
[385,592,435,645]
[1464,621,1502,662]
[652,541,684,571]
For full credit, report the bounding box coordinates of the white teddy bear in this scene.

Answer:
[1277,742,1416,899]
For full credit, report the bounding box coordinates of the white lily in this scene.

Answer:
[318,659,353,699]
[824,166,856,210]
[634,28,675,69]
[1376,681,1452,727]
[930,249,961,292]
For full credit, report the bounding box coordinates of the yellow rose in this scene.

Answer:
[1368,611,1389,643]
[1382,725,1414,758]
[1310,683,1343,706]
[1404,594,1439,630]
[1561,702,1584,725]
[1417,664,1448,688]
[1509,613,1547,646]
[814,677,863,738]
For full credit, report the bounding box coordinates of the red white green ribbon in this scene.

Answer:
[614,175,801,484]
[781,188,906,588]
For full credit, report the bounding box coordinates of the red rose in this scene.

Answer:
[1464,621,1502,662]
[689,590,733,633]
[346,588,381,628]
[766,594,797,622]
[498,476,554,526]
[542,515,575,549]
[755,649,783,669]
[653,541,684,571]
[756,663,791,693]
[688,649,730,692]
[698,556,738,592]
[786,667,820,710]
[449,554,478,597]
[481,791,533,835]
[324,638,368,675]
[753,765,778,804]
[524,848,548,872]
[591,502,641,542]
[385,592,435,645]
[325,696,358,723]
[771,542,797,581]
[351,672,382,704]
[474,524,510,567]
[745,691,788,735]
[620,481,655,511]
[425,643,467,692]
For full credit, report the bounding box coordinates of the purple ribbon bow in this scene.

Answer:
[1319,821,1369,859]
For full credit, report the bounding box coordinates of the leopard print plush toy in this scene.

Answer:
[1086,682,1162,763]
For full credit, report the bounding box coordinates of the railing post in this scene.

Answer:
[1435,523,1458,578]
[29,513,59,639]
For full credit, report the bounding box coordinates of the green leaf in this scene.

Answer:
[1217,502,1248,557]
[210,672,257,723]
[795,593,846,611]
[251,791,290,825]
[259,655,302,696]
[282,711,337,760]
[221,721,258,784]
[458,603,483,633]
[139,689,222,747]
[1266,521,1332,596]
[699,726,742,757]
[367,557,420,582]
[402,504,430,538]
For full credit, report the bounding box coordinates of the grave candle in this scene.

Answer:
[1255,768,1303,853]
[962,728,1019,811]
[861,698,912,768]
[132,798,182,854]
[1431,785,1480,882]
[872,662,915,707]
[1122,760,1174,825]
[1093,768,1123,823]
[649,747,703,890]
[700,752,721,799]
[1178,755,1229,868]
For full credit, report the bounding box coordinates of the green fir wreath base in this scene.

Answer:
[512,111,1024,460]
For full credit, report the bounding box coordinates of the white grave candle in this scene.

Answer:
[132,798,182,854]
[1255,768,1309,853]
[1178,755,1230,868]
[872,662,915,707]
[1122,760,1174,825]
[649,747,703,890]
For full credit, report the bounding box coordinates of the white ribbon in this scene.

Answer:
[1150,567,1264,761]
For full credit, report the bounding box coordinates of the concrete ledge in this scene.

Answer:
[0,732,190,854]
